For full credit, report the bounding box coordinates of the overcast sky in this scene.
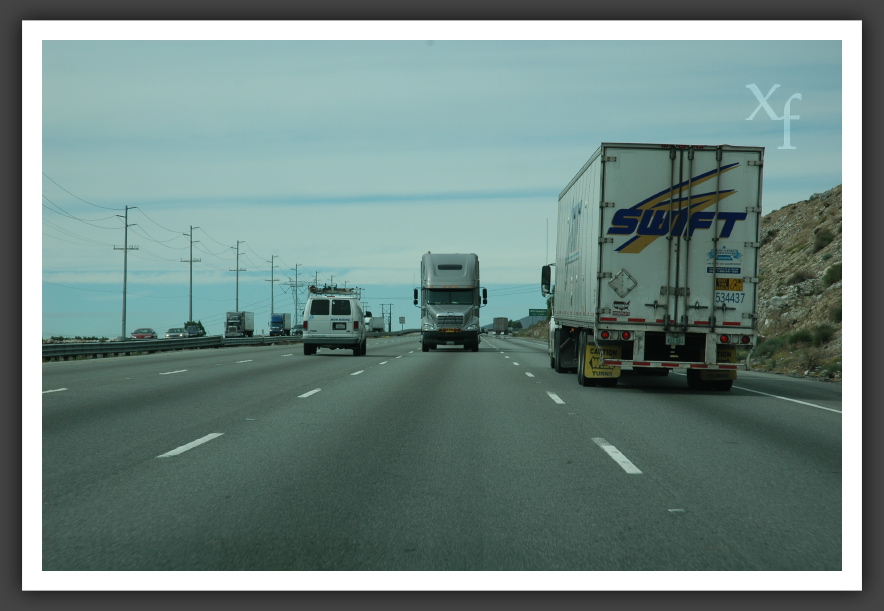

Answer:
[31,22,857,340]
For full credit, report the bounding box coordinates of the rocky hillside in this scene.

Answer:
[751,184,842,380]
[518,185,843,382]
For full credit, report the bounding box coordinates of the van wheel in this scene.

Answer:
[304,344,315,356]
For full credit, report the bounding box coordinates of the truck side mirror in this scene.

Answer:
[482,288,488,306]
[541,265,551,297]
[413,288,418,306]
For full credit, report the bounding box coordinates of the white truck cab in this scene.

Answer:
[302,286,367,356]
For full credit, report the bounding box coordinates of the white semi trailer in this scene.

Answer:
[543,143,763,390]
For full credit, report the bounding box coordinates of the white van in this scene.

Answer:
[302,286,366,356]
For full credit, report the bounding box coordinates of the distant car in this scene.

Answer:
[185,325,206,337]
[131,328,157,340]
[165,327,187,339]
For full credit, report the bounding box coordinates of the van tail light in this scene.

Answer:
[303,321,308,329]
[354,321,359,330]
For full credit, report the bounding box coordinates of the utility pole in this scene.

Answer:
[291,264,302,326]
[381,303,393,333]
[230,241,245,311]
[265,254,277,313]
[114,206,138,340]
[181,225,201,322]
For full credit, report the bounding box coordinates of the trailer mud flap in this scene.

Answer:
[583,344,622,379]
[700,345,737,381]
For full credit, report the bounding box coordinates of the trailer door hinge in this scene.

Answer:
[598,272,613,280]
[748,160,763,167]
[745,206,761,213]
[661,286,689,297]
[742,277,759,284]
[601,201,615,208]
[603,156,617,163]
[744,241,760,248]
[597,307,612,315]
[599,237,613,244]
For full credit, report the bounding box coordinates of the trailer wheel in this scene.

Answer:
[422,343,429,352]
[576,331,596,387]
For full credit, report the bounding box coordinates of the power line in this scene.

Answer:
[42,173,120,211]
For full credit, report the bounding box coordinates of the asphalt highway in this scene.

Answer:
[38,334,845,580]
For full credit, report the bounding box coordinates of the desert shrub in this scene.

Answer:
[823,263,842,287]
[812,228,835,252]
[761,228,779,246]
[812,324,836,346]
[787,269,814,285]
[789,328,813,344]
[821,253,832,261]
[755,336,786,356]
[829,305,842,323]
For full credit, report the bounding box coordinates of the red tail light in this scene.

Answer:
[621,331,631,340]
[600,330,611,340]
[741,335,752,345]
[354,321,359,330]
[719,335,730,344]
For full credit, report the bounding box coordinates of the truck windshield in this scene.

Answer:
[427,289,473,305]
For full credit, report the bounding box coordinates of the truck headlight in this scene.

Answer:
[464,324,477,331]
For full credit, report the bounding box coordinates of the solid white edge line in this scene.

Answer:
[547,391,565,404]
[42,388,67,393]
[592,437,643,474]
[159,370,188,375]
[732,385,842,413]
[157,433,223,458]
[298,388,321,398]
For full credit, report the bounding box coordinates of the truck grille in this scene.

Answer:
[437,315,464,326]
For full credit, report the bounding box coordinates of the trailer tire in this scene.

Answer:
[576,331,596,387]
[422,343,429,352]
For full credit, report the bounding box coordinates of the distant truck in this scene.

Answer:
[369,314,385,332]
[414,252,487,352]
[493,317,509,335]
[268,312,292,336]
[225,311,255,338]
[543,143,762,390]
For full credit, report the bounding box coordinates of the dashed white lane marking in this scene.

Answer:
[298,389,321,398]
[159,369,187,375]
[733,385,842,413]
[396,355,404,359]
[379,361,388,365]
[351,370,364,376]
[42,388,67,394]
[547,391,565,404]
[592,438,643,474]
[157,433,223,458]
[525,373,535,378]
[281,354,293,357]
[513,362,519,366]
[235,360,253,364]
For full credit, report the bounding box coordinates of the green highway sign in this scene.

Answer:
[528,309,547,316]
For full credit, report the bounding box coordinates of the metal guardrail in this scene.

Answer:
[42,330,419,361]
